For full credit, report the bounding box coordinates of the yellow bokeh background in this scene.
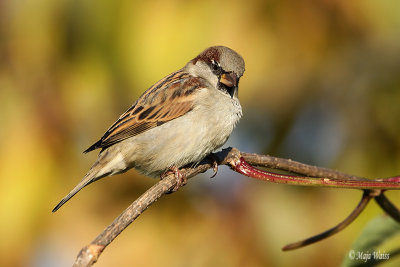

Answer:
[1,0,400,266]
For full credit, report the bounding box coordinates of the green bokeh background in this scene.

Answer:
[1,0,400,266]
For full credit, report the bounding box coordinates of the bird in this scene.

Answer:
[52,46,245,212]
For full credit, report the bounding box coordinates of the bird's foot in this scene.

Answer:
[161,166,187,192]
[208,153,219,178]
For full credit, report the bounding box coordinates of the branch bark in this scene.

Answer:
[72,147,400,267]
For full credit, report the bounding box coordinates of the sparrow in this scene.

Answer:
[52,46,245,212]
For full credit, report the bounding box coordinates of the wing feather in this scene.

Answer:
[84,70,205,153]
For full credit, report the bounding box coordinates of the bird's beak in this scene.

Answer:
[219,72,238,88]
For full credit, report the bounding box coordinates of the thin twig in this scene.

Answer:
[282,190,374,251]
[241,152,360,180]
[374,193,400,223]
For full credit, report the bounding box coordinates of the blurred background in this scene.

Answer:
[1,0,400,266]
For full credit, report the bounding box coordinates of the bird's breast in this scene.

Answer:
[120,89,242,177]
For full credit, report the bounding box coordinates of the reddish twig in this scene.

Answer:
[230,157,400,190]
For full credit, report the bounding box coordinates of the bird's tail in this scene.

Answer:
[52,161,111,213]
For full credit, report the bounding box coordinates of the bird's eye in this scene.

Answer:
[210,60,220,72]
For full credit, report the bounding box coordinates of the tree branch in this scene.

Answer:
[72,148,234,267]
[73,147,400,267]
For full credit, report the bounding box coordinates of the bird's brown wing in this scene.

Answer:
[84,70,205,152]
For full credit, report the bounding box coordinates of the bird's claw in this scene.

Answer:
[161,166,187,192]
[208,154,219,178]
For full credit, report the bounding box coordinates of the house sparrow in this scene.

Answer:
[52,46,245,212]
